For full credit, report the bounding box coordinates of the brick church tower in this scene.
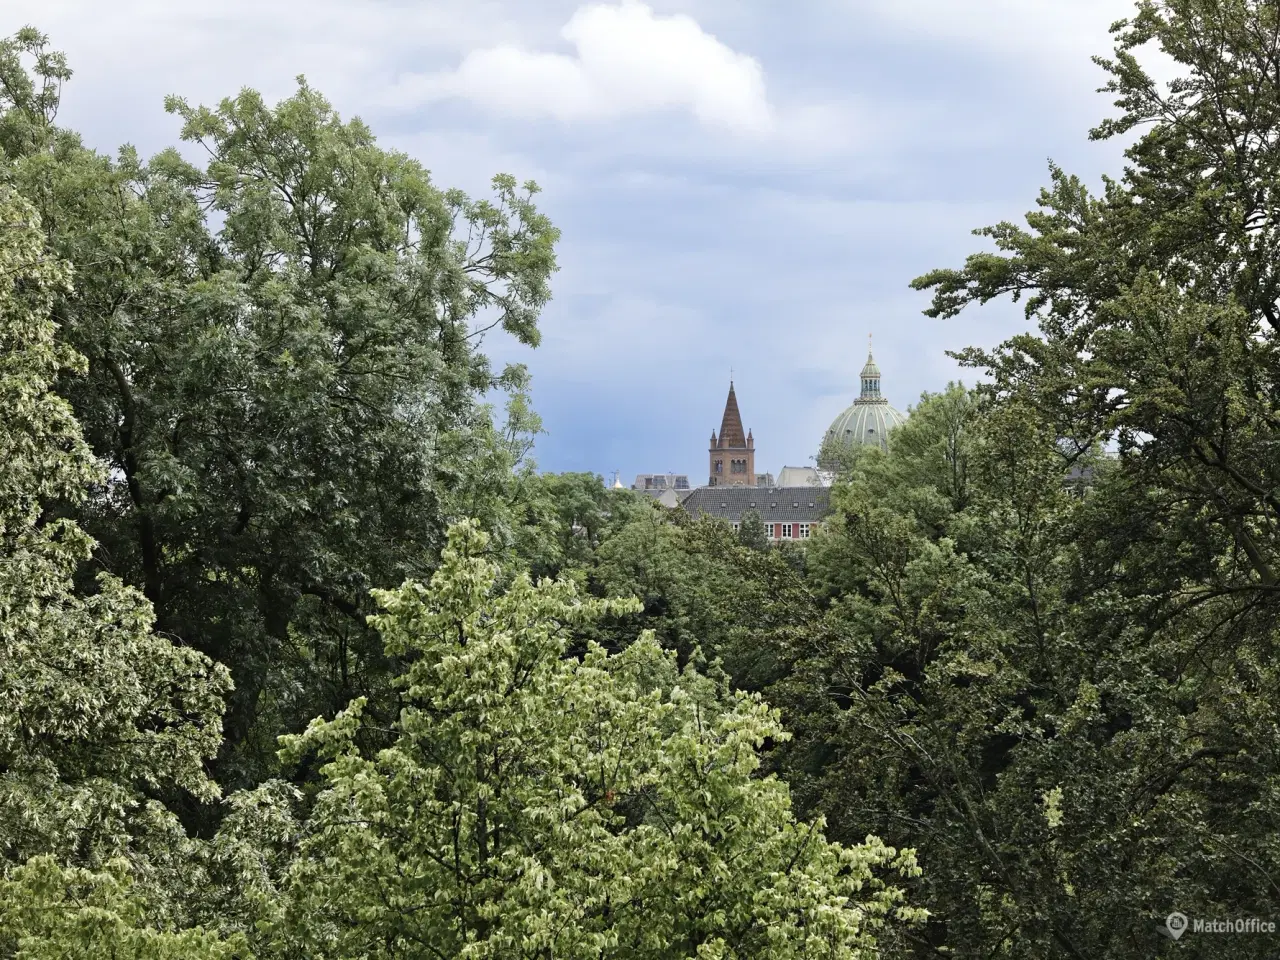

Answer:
[708,380,755,487]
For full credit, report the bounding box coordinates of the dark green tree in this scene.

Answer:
[768,1,1280,953]
[736,508,769,551]
[913,0,1280,607]
[0,29,560,795]
[507,473,654,581]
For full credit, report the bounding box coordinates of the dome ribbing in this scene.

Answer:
[822,348,907,454]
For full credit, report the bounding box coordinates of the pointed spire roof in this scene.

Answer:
[718,381,747,447]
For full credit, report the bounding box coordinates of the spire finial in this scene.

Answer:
[730,365,734,383]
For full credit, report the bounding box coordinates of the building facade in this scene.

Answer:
[632,473,691,493]
[775,465,832,487]
[681,486,830,541]
[610,347,903,536]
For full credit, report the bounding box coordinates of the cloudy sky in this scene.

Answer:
[4,0,1151,482]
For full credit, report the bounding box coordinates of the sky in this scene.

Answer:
[3,0,1161,483]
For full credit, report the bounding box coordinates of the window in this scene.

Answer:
[731,458,746,474]
[781,524,793,539]
[799,523,810,539]
[714,459,723,474]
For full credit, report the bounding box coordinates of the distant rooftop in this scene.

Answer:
[776,465,833,488]
[682,486,832,524]
[632,473,692,492]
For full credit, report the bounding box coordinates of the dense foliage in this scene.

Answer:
[5,1,1280,956]
[0,26,559,796]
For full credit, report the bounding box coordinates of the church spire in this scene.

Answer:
[717,380,747,448]
[708,378,756,487]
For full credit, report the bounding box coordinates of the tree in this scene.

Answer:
[0,186,227,902]
[239,521,924,958]
[0,29,561,796]
[912,0,1280,608]
[773,2,1280,951]
[768,370,1280,957]
[0,858,244,960]
[737,508,769,551]
[507,472,654,582]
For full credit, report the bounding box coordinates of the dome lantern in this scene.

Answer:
[859,350,881,400]
[821,338,907,457]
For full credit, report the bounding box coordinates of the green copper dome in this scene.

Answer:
[823,349,907,454]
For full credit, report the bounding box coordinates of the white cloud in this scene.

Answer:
[391,1,773,135]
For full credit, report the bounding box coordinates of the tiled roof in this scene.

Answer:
[717,382,747,447]
[681,486,832,523]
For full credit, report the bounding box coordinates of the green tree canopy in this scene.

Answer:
[236,521,924,958]
[0,28,561,797]
[912,0,1280,607]
[0,185,227,896]
[766,2,1280,952]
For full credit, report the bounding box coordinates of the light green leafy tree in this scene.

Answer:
[239,521,924,959]
[0,186,241,955]
[0,185,228,875]
[0,857,245,959]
